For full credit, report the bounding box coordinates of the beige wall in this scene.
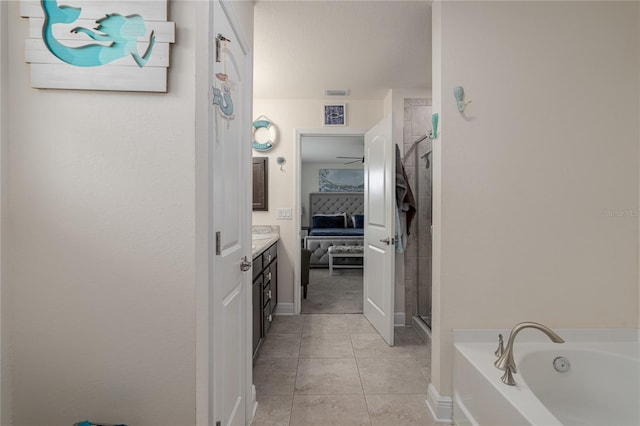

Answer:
[432,1,640,397]
[1,1,253,424]
[252,99,383,308]
[5,2,196,424]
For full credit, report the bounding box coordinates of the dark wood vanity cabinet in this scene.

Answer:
[252,276,262,354]
[252,241,278,360]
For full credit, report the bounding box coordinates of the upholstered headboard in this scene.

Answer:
[309,192,364,227]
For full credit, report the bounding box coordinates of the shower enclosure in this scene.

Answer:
[402,99,433,330]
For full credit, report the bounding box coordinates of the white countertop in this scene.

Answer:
[251,234,279,259]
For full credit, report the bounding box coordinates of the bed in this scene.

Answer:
[304,192,364,267]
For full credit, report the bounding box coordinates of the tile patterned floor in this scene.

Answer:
[301,269,363,314]
[252,314,436,426]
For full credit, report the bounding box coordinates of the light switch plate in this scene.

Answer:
[277,208,292,220]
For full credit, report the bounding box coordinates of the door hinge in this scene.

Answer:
[216,231,221,255]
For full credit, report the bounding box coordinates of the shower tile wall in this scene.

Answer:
[403,99,432,326]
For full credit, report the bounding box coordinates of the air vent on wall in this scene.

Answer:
[324,89,350,96]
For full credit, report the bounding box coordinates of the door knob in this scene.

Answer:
[240,256,251,272]
[380,237,395,245]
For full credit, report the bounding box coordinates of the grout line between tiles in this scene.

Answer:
[352,328,373,426]
[288,321,303,426]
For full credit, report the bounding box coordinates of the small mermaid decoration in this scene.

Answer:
[212,83,234,119]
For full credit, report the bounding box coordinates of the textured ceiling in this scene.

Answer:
[254,1,432,100]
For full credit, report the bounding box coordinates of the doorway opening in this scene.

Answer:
[294,128,367,316]
[293,114,396,345]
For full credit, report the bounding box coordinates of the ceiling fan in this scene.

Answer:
[336,156,364,165]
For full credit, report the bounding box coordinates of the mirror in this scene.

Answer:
[252,157,268,211]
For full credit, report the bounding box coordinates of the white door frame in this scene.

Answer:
[0,2,6,422]
[293,128,367,315]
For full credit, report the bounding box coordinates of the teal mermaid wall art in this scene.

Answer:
[41,0,155,67]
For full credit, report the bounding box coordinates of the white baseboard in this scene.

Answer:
[394,312,406,326]
[274,303,293,315]
[426,383,453,424]
[250,384,258,421]
[412,316,432,344]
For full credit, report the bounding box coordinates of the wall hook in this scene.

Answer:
[453,86,471,112]
[215,33,231,63]
[276,156,286,172]
[427,113,439,139]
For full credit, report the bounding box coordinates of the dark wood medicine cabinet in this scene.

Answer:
[252,157,268,211]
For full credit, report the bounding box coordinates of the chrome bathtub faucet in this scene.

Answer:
[494,322,565,386]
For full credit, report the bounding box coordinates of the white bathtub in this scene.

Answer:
[453,329,640,426]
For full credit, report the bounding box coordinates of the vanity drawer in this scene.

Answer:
[267,244,278,264]
[263,281,273,308]
[252,279,261,354]
[262,264,273,287]
[262,244,275,265]
[270,258,277,305]
[263,300,273,334]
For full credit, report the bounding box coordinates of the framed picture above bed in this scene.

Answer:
[319,169,364,192]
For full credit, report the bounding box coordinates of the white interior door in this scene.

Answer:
[363,114,395,346]
[211,1,251,425]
